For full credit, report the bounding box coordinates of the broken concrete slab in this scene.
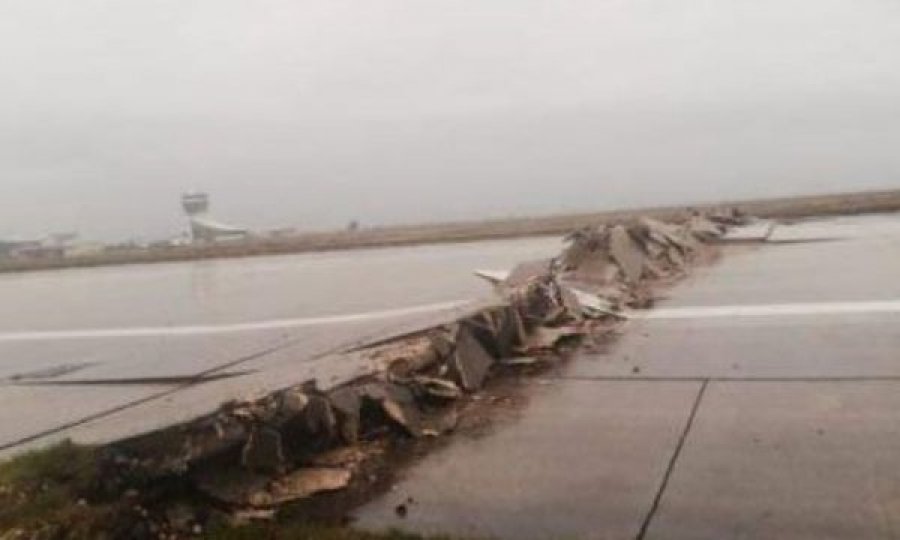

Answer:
[639,217,692,252]
[643,259,666,279]
[637,217,677,247]
[301,395,338,440]
[562,286,620,318]
[643,239,666,260]
[331,381,427,439]
[561,225,609,270]
[250,467,352,508]
[327,386,365,444]
[370,337,440,377]
[609,225,647,284]
[472,269,510,288]
[518,326,582,353]
[687,215,725,240]
[564,249,620,288]
[241,426,285,473]
[557,284,584,323]
[666,245,686,269]
[192,467,272,506]
[327,382,426,439]
[509,276,568,327]
[377,389,423,436]
[450,326,495,392]
[503,258,554,288]
[477,307,520,358]
[721,220,776,242]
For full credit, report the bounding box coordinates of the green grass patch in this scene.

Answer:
[0,442,466,539]
[0,440,98,493]
[0,440,120,537]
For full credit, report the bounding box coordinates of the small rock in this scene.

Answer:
[280,389,309,416]
[395,504,408,518]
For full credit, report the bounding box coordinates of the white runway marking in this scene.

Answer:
[638,300,900,320]
[6,298,896,343]
[0,300,469,343]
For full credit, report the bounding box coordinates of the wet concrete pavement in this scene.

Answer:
[355,213,900,539]
[360,380,702,540]
[0,236,562,333]
[646,381,900,540]
[0,236,559,456]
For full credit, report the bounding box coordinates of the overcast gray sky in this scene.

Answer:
[2,0,899,241]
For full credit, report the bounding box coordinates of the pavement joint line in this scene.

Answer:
[6,370,257,387]
[0,337,349,452]
[0,340,302,452]
[0,306,474,452]
[0,313,457,452]
[0,384,183,453]
[636,379,709,540]
[556,375,900,383]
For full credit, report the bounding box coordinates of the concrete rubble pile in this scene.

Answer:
[101,209,744,531]
[503,208,744,314]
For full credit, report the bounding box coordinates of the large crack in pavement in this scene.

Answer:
[2,207,761,537]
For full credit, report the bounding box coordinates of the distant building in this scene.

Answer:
[181,192,249,243]
[0,239,46,260]
[0,232,81,260]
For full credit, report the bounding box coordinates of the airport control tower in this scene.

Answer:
[181,192,248,243]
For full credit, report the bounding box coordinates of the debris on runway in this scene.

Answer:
[2,209,755,536]
[64,208,752,534]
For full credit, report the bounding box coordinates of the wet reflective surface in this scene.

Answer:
[0,236,560,453]
[356,213,900,540]
[0,236,562,332]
